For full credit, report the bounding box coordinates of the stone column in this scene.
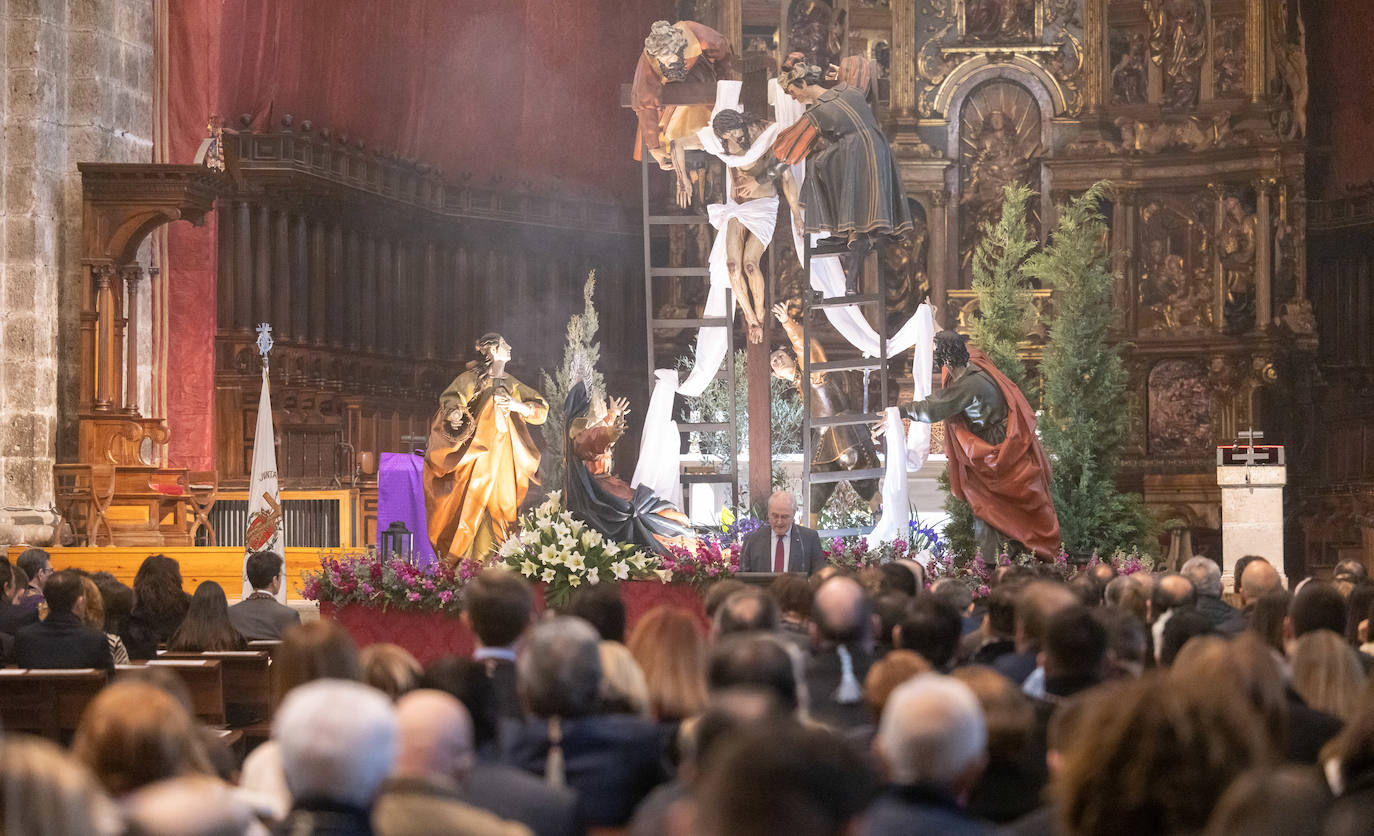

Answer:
[927,190,951,322]
[94,265,117,412]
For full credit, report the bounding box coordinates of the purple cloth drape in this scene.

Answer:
[377,452,436,566]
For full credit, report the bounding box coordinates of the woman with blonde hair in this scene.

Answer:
[359,642,423,700]
[72,681,214,797]
[627,605,709,722]
[1292,629,1367,722]
[77,575,129,665]
[598,640,652,718]
[0,737,119,835]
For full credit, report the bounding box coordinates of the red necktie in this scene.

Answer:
[774,534,785,573]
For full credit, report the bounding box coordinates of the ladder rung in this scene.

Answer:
[807,359,885,373]
[652,317,731,328]
[809,413,882,428]
[809,294,882,308]
[649,267,711,277]
[806,467,886,484]
[680,422,731,432]
[648,215,710,225]
[682,473,736,484]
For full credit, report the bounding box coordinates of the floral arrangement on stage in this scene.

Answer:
[662,538,741,589]
[824,518,947,572]
[301,550,466,615]
[499,491,661,608]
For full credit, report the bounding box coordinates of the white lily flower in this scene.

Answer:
[587,567,600,585]
[568,573,582,588]
[541,567,556,583]
[567,554,586,572]
[611,561,629,581]
[653,568,673,583]
[519,559,537,578]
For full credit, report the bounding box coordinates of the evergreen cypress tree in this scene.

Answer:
[540,272,605,488]
[941,184,1038,560]
[1026,183,1152,556]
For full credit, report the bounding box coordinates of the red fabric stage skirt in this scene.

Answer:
[321,581,708,666]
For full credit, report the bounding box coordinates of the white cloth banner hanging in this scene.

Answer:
[867,406,911,546]
[631,368,686,509]
[906,304,934,470]
[243,367,286,601]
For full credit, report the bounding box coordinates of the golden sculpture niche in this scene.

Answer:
[958,0,1042,43]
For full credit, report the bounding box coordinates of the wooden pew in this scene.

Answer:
[160,650,272,731]
[118,659,225,726]
[0,669,108,742]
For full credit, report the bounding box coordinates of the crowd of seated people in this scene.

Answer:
[7,548,1374,835]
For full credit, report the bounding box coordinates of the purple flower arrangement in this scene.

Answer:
[300,550,466,615]
[663,538,741,589]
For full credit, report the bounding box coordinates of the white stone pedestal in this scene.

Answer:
[1217,463,1287,590]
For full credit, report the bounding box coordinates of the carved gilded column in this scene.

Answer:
[928,189,950,321]
[1246,0,1266,104]
[1210,183,1226,331]
[1254,178,1275,329]
[1110,190,1133,333]
[892,0,917,121]
[1083,0,1106,114]
[93,264,117,412]
[721,0,742,57]
[123,265,143,415]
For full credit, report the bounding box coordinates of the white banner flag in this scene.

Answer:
[243,366,286,601]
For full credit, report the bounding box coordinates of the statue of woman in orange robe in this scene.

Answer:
[424,333,548,565]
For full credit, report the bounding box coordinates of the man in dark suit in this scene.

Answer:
[229,551,301,641]
[739,490,826,574]
[15,570,114,670]
[1181,556,1245,636]
[465,568,534,724]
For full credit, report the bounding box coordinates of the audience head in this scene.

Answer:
[0,558,12,601]
[894,595,962,670]
[1233,555,1262,595]
[9,564,29,603]
[894,559,927,593]
[1171,634,1288,756]
[1181,556,1224,599]
[1089,561,1117,587]
[1105,574,1148,622]
[1333,559,1368,587]
[769,573,814,622]
[708,633,801,713]
[1053,674,1270,836]
[73,681,213,796]
[41,570,86,616]
[1044,605,1109,680]
[872,592,909,650]
[0,737,117,836]
[420,657,499,750]
[877,674,987,791]
[274,679,398,810]
[1014,580,1078,653]
[685,689,796,780]
[597,640,651,717]
[243,550,285,593]
[168,581,241,652]
[1240,558,1281,605]
[813,575,871,645]
[392,689,476,782]
[359,643,423,700]
[627,605,708,721]
[1345,583,1374,645]
[75,577,107,632]
[1068,573,1104,607]
[703,579,748,619]
[1159,608,1216,667]
[878,562,919,598]
[518,616,602,719]
[1291,629,1365,722]
[766,490,798,535]
[1150,573,1197,621]
[463,568,533,649]
[132,555,187,617]
[16,547,52,592]
[993,563,1034,589]
[931,578,975,614]
[1289,582,1347,640]
[276,620,362,695]
[122,775,257,836]
[714,587,780,636]
[1096,607,1148,678]
[1205,765,1331,836]
[950,666,1034,767]
[695,723,876,836]
[863,650,933,721]
[566,582,626,643]
[92,574,133,635]
[1248,588,1291,654]
[983,583,1019,640]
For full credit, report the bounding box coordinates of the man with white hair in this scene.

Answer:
[1181,555,1245,636]
[374,690,530,836]
[273,679,398,836]
[740,490,826,574]
[866,674,992,835]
